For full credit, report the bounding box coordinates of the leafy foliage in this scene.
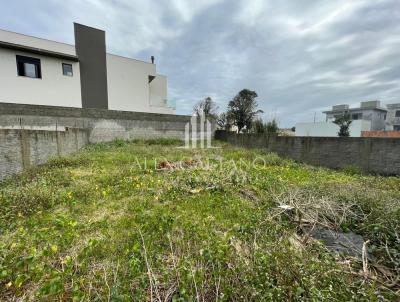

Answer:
[334,113,352,137]
[227,89,263,132]
[251,118,267,133]
[266,119,279,135]
[217,112,233,130]
[251,119,279,135]
[193,97,219,121]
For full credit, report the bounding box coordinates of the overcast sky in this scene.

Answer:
[1,0,399,126]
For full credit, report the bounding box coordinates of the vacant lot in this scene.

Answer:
[0,140,399,301]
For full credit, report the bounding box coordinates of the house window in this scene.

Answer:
[395,110,400,118]
[62,63,73,76]
[16,55,41,78]
[351,113,362,120]
[394,125,400,131]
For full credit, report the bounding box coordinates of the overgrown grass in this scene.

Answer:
[0,139,399,301]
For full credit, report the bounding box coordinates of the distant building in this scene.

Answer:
[278,128,295,136]
[323,100,386,131]
[0,23,175,114]
[296,100,400,137]
[295,120,371,137]
[385,103,400,131]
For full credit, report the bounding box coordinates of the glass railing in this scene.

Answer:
[150,96,176,110]
[164,98,176,110]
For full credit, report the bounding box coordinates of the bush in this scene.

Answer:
[251,119,279,135]
[252,119,267,134]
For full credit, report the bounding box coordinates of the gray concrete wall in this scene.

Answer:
[0,103,192,143]
[0,103,203,181]
[0,128,89,181]
[215,131,400,175]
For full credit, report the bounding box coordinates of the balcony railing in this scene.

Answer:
[164,98,176,110]
[150,96,176,110]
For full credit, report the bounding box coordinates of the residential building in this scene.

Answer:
[295,120,371,137]
[295,100,395,137]
[323,100,387,131]
[385,103,400,131]
[0,23,175,114]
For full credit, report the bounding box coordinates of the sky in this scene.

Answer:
[1,0,399,127]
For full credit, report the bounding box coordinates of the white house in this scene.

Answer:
[295,120,371,137]
[0,23,175,114]
[295,101,390,137]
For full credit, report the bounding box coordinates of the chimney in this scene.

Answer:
[151,56,155,64]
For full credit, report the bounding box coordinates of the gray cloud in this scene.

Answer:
[1,0,399,126]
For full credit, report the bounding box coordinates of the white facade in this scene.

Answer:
[295,120,371,137]
[324,101,386,131]
[0,27,174,114]
[0,29,82,108]
[0,47,82,108]
[106,54,172,114]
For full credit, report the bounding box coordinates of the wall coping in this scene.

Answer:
[0,102,191,122]
[214,130,400,143]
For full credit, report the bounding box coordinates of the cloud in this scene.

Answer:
[1,0,399,126]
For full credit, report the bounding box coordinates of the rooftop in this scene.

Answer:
[0,25,154,65]
[323,100,387,114]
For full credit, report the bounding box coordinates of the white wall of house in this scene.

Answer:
[149,74,175,114]
[295,120,371,137]
[0,28,173,114]
[0,29,81,107]
[0,29,76,56]
[150,74,167,107]
[0,48,82,107]
[107,54,174,114]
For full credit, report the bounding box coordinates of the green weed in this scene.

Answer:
[0,141,398,301]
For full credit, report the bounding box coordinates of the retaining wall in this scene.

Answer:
[0,128,89,181]
[0,103,192,143]
[215,131,400,175]
[0,103,195,181]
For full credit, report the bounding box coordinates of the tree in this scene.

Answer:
[193,97,218,121]
[227,89,263,133]
[217,112,232,130]
[251,118,279,135]
[266,119,279,135]
[333,113,352,137]
[252,118,267,134]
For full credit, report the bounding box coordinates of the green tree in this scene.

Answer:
[217,112,233,130]
[266,119,279,135]
[193,97,218,121]
[252,118,267,134]
[227,89,263,133]
[333,113,352,137]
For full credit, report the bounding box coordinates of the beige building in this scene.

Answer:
[0,23,175,114]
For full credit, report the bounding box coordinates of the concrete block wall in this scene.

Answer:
[215,131,400,175]
[0,103,192,144]
[0,103,211,181]
[0,128,89,181]
[0,129,24,180]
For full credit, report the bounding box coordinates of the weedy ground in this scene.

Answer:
[0,139,399,301]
